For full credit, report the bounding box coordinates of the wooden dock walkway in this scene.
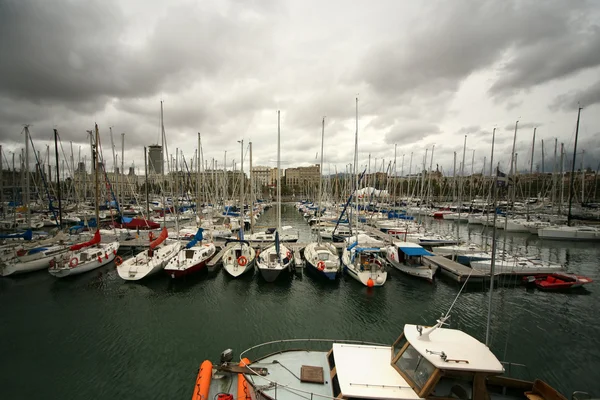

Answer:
[424,255,486,283]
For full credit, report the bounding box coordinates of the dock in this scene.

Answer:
[425,254,566,284]
[424,255,486,283]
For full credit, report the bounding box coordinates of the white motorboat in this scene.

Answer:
[385,241,437,282]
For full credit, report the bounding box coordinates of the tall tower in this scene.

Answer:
[148,145,163,175]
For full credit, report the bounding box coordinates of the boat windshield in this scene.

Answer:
[395,344,435,390]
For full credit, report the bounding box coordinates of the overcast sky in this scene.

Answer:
[1,0,599,178]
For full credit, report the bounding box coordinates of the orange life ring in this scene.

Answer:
[115,256,123,266]
[317,260,325,271]
[286,250,292,259]
[237,256,248,266]
[69,258,78,268]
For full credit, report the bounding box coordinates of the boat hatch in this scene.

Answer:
[80,253,89,262]
[185,250,195,259]
[300,365,324,384]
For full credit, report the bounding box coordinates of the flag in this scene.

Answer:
[496,168,507,187]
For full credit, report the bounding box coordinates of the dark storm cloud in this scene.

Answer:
[356,1,599,103]
[550,80,600,111]
[0,0,271,104]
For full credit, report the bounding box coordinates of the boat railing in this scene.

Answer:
[501,360,532,381]
[240,338,388,400]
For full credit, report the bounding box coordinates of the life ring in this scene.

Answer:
[16,248,26,257]
[115,256,123,266]
[286,250,292,259]
[317,261,325,271]
[69,258,78,268]
[237,256,248,267]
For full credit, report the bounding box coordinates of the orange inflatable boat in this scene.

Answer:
[237,358,252,400]
[191,360,213,400]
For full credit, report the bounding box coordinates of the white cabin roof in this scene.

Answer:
[404,324,504,374]
[392,241,422,248]
[333,343,421,400]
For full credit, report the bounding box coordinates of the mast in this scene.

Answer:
[277,111,281,232]
[457,135,466,240]
[54,129,62,228]
[354,98,359,242]
[559,143,565,214]
[144,147,150,218]
[502,120,519,257]
[317,117,325,243]
[94,124,100,232]
[197,133,201,219]
[581,150,585,205]
[121,132,125,208]
[238,139,244,237]
[249,141,254,234]
[24,126,31,224]
[527,128,536,221]
[552,138,558,208]
[485,162,500,346]
[567,108,582,226]
[160,101,166,227]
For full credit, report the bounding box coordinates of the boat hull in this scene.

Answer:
[305,260,338,280]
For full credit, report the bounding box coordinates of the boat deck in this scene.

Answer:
[248,350,332,400]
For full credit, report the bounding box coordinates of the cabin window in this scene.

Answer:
[391,334,407,360]
[185,250,195,259]
[318,253,329,261]
[395,344,435,390]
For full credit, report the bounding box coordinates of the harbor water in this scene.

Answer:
[1,203,599,399]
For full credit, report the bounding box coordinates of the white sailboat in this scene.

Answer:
[49,124,121,278]
[255,111,294,282]
[49,230,120,278]
[164,228,215,278]
[304,117,340,280]
[1,244,68,276]
[117,227,181,281]
[341,98,387,287]
[223,139,256,278]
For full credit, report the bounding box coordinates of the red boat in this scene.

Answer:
[524,272,593,290]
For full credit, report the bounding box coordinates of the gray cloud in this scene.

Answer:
[550,80,600,111]
[1,0,600,181]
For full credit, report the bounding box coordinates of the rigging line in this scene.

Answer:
[444,266,474,320]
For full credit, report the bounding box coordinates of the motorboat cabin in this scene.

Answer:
[199,318,575,400]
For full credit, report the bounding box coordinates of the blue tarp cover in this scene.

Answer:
[398,246,432,257]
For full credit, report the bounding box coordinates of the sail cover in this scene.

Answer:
[150,227,168,250]
[69,230,101,251]
[185,228,204,249]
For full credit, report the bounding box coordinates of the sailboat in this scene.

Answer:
[49,230,120,278]
[341,98,387,287]
[117,227,181,281]
[1,243,69,276]
[223,139,256,278]
[49,124,120,278]
[164,228,215,278]
[304,117,340,280]
[255,111,294,282]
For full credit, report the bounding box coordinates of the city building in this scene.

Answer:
[251,166,271,187]
[284,164,320,186]
[148,145,163,175]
